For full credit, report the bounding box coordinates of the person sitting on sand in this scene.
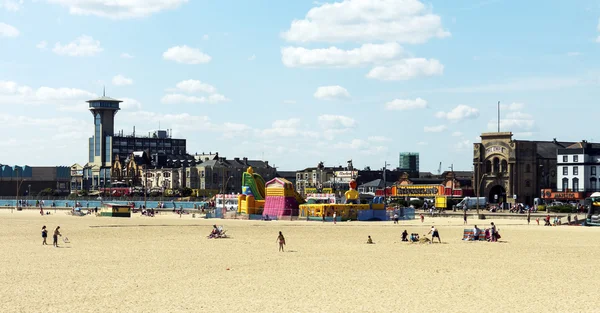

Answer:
[427,226,441,243]
[367,236,374,244]
[473,225,481,241]
[53,226,61,247]
[211,225,220,237]
[402,230,409,242]
[277,231,286,252]
[410,233,420,242]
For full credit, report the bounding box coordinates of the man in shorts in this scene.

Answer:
[427,226,441,243]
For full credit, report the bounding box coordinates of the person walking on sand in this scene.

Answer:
[463,210,468,225]
[567,213,572,225]
[277,231,286,252]
[420,213,424,223]
[333,211,337,224]
[427,226,441,243]
[53,226,62,247]
[41,226,48,245]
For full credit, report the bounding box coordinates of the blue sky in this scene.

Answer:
[1,0,600,172]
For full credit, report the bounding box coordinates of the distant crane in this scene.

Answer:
[437,162,442,175]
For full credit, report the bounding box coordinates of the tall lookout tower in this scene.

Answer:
[88,90,121,168]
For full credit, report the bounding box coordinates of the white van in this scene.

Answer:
[456,197,487,210]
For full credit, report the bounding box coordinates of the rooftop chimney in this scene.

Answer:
[243,157,248,165]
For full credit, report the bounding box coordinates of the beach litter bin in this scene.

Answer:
[192,213,196,218]
[478,214,486,220]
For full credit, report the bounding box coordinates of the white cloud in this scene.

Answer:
[424,125,447,132]
[161,93,229,104]
[163,45,211,64]
[500,102,523,111]
[170,80,217,94]
[260,118,319,138]
[53,35,103,57]
[318,114,356,129]
[120,53,134,59]
[36,41,48,50]
[1,0,23,11]
[368,136,391,142]
[0,80,96,111]
[313,85,350,100]
[597,19,600,43]
[455,139,472,150]
[451,131,463,137]
[367,58,444,81]
[0,22,19,37]
[281,42,403,68]
[248,54,256,61]
[45,0,188,19]
[433,76,583,93]
[487,103,537,134]
[202,34,209,40]
[112,75,133,86]
[282,0,450,44]
[162,80,228,104]
[385,97,427,110]
[120,98,142,110]
[436,105,479,122]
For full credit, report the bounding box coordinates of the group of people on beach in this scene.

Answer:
[41,225,62,247]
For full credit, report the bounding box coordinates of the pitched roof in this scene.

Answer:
[359,179,394,188]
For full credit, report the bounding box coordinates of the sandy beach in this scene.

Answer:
[1,209,599,313]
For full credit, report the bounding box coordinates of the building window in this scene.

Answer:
[493,158,500,173]
[573,178,579,191]
[485,160,492,173]
[94,114,101,156]
[525,164,531,173]
[592,167,597,176]
[563,167,568,175]
[573,167,579,175]
[591,178,597,191]
[574,155,579,162]
[501,160,508,173]
[525,180,531,187]
[563,155,568,162]
[562,178,568,191]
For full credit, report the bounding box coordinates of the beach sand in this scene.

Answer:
[1,210,598,313]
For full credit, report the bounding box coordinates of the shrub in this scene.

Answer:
[537,205,546,212]
[547,205,575,213]
[38,188,53,197]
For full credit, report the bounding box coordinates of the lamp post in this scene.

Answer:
[15,178,27,213]
[383,161,391,205]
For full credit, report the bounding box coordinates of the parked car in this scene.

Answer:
[548,201,565,207]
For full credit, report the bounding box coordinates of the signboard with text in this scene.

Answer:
[392,185,444,197]
[541,189,583,200]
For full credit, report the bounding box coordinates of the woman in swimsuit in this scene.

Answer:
[277,231,286,252]
[41,226,48,245]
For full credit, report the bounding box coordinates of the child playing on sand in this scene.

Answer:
[41,226,48,245]
[367,236,374,244]
[277,231,286,252]
[53,226,61,247]
[427,226,441,243]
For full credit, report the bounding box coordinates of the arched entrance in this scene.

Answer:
[489,185,506,204]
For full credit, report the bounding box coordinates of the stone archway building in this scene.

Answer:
[473,132,575,206]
